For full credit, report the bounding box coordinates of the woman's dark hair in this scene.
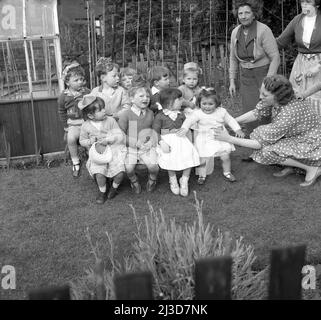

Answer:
[233,0,263,19]
[197,88,221,108]
[263,75,295,105]
[82,97,105,120]
[159,88,182,110]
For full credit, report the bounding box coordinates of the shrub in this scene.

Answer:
[71,192,268,300]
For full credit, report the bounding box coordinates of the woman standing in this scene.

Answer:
[216,75,321,187]
[229,0,280,140]
[277,0,321,115]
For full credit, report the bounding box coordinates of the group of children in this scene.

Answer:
[58,58,244,204]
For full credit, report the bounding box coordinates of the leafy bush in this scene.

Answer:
[71,192,268,300]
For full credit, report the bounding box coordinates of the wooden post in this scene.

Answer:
[189,3,193,61]
[201,48,207,86]
[136,0,141,66]
[176,0,182,84]
[147,0,152,67]
[268,245,306,300]
[114,271,154,300]
[209,0,212,85]
[28,285,70,300]
[161,0,164,66]
[86,1,93,89]
[195,256,232,300]
[122,2,127,67]
[102,0,106,57]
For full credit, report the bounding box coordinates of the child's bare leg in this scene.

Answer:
[197,157,208,184]
[67,126,81,177]
[67,126,80,162]
[112,171,125,188]
[125,163,141,194]
[221,154,231,174]
[95,173,107,192]
[94,173,108,204]
[108,171,125,199]
[221,153,236,182]
[182,167,191,178]
[145,163,159,192]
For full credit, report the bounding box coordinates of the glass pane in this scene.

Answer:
[26,0,57,37]
[26,39,59,98]
[0,39,59,100]
[0,41,29,100]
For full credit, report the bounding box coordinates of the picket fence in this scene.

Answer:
[28,244,308,300]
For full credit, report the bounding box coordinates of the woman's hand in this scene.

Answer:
[176,127,188,137]
[214,128,232,142]
[235,129,245,138]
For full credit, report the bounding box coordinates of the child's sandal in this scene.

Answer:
[130,177,142,194]
[223,172,236,182]
[197,176,206,185]
[146,177,157,193]
[72,162,81,178]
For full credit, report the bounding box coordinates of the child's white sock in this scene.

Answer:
[98,185,107,193]
[112,182,119,189]
[71,157,80,170]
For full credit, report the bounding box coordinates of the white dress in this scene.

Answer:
[182,108,241,157]
[157,133,200,171]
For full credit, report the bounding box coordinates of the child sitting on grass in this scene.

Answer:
[79,95,127,204]
[118,81,159,194]
[148,66,170,113]
[178,88,244,184]
[58,62,91,178]
[91,57,130,120]
[153,88,200,197]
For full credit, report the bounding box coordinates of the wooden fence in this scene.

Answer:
[0,96,65,159]
[28,244,308,300]
[121,43,229,91]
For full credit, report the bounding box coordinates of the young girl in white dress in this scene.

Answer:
[178,88,244,184]
[152,88,200,196]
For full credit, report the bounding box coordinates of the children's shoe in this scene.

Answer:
[179,177,189,197]
[146,178,157,192]
[197,176,206,185]
[223,172,236,182]
[72,162,81,178]
[169,177,180,195]
[96,191,107,204]
[107,186,118,199]
[130,178,142,194]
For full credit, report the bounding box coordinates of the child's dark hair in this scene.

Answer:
[159,88,182,110]
[128,74,150,97]
[95,57,119,80]
[63,64,85,85]
[197,88,221,108]
[148,66,169,86]
[82,97,105,120]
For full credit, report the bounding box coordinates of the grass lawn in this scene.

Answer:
[2,147,321,300]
